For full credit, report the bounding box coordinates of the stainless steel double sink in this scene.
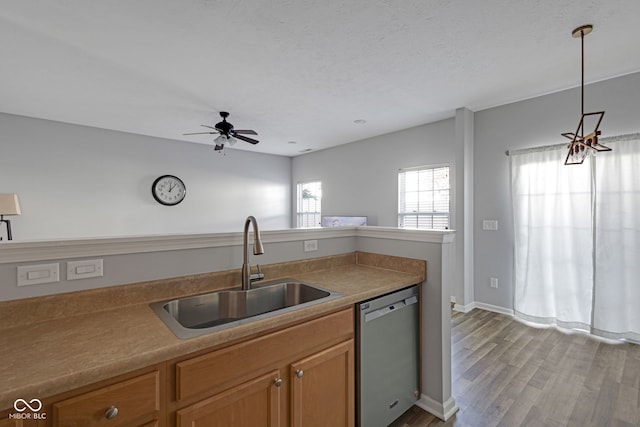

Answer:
[150,279,342,339]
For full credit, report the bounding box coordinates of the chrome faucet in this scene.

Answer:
[241,215,265,290]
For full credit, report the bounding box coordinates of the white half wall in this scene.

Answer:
[0,228,357,301]
[356,233,457,420]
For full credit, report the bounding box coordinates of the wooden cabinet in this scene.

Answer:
[172,308,354,427]
[290,341,354,427]
[1,307,354,427]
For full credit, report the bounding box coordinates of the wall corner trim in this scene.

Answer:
[416,394,459,421]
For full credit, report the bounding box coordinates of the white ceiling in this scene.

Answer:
[2,1,639,157]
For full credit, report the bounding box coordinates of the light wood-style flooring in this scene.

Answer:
[390,309,640,427]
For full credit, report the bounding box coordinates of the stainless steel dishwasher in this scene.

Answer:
[356,285,420,427]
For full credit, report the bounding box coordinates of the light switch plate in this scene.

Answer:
[17,263,60,286]
[67,259,103,280]
[482,220,499,231]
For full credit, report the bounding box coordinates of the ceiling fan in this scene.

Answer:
[183,111,259,151]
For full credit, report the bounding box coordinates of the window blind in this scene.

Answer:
[296,181,322,227]
[398,165,450,230]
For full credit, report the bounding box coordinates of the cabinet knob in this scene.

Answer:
[296,369,304,378]
[104,405,119,420]
[274,378,283,387]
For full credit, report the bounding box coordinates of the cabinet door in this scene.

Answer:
[176,370,282,427]
[290,340,354,427]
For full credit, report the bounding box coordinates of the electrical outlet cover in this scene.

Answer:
[17,263,60,286]
[303,240,318,252]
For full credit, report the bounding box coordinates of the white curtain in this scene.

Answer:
[592,137,640,341]
[511,134,640,341]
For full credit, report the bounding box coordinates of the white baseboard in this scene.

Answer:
[474,302,514,316]
[453,301,514,316]
[416,394,459,421]
[453,301,475,313]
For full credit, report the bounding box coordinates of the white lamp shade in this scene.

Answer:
[0,194,21,215]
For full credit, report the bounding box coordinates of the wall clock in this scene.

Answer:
[152,175,186,206]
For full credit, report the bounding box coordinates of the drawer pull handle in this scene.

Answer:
[104,405,119,420]
[296,369,304,378]
[274,378,283,387]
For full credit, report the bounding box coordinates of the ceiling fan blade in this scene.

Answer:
[233,129,258,135]
[234,134,260,145]
[183,131,218,135]
[201,124,219,130]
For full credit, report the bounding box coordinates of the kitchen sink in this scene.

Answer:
[150,279,342,339]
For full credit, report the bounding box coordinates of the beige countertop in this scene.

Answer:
[0,252,425,409]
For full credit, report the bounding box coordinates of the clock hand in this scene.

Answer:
[168,183,175,192]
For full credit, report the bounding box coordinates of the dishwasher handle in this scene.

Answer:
[363,295,418,323]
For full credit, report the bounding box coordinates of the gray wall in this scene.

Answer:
[474,71,640,311]
[4,71,638,311]
[292,71,640,313]
[292,118,469,307]
[291,119,456,227]
[291,118,467,307]
[1,113,291,240]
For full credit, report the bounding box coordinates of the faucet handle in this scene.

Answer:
[250,264,265,282]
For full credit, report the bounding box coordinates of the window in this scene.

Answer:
[296,181,322,227]
[398,165,450,229]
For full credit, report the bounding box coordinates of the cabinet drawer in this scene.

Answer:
[176,308,353,401]
[53,371,160,426]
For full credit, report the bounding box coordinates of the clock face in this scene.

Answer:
[152,175,186,206]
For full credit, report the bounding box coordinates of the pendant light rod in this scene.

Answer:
[572,24,592,139]
[581,28,584,134]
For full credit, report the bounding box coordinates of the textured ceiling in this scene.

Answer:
[1,0,639,156]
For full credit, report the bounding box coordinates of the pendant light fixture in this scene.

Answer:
[562,24,611,165]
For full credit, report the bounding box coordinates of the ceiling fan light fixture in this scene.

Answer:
[562,24,610,165]
[184,111,259,152]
